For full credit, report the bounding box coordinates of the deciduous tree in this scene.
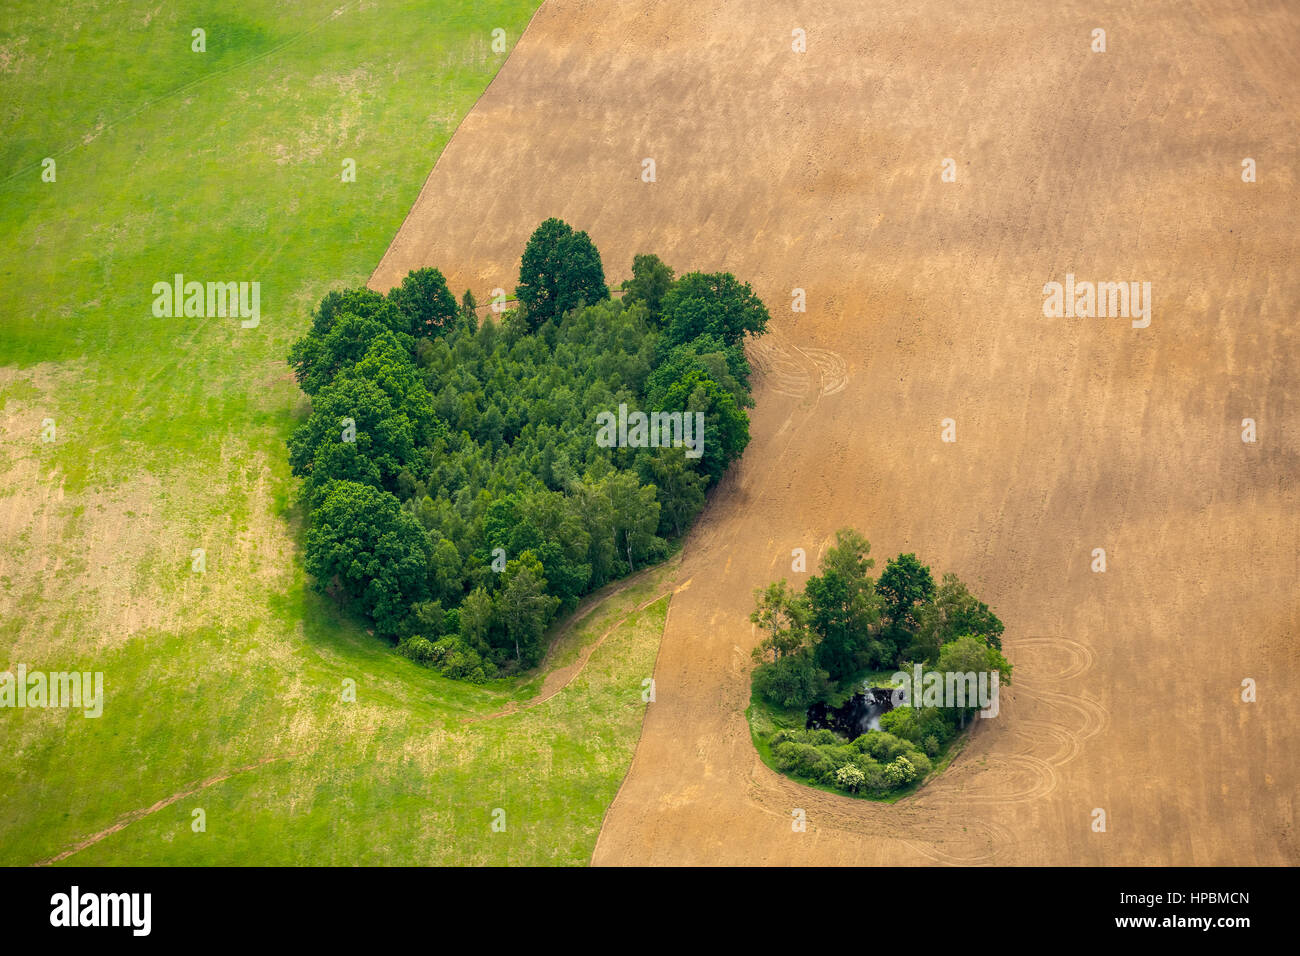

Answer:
[498,551,561,665]
[515,218,609,330]
[305,480,433,638]
[660,271,770,349]
[388,267,458,338]
[620,253,675,324]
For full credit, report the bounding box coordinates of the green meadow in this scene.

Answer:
[0,0,667,865]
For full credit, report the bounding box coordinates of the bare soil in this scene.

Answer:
[372,0,1300,865]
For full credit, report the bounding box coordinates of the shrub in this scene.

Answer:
[769,728,799,748]
[752,651,828,709]
[835,764,866,793]
[397,636,438,665]
[906,752,932,778]
[855,731,914,763]
[879,706,922,744]
[772,741,837,782]
[884,756,917,787]
[916,706,956,746]
[859,761,889,794]
[764,728,795,749]
[822,743,858,767]
[430,637,486,682]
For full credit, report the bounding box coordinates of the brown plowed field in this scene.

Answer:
[372,0,1299,865]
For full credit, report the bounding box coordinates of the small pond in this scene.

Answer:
[805,686,895,739]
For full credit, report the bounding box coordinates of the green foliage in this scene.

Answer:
[388,267,459,339]
[287,351,441,503]
[397,635,438,664]
[290,312,413,397]
[289,228,768,678]
[515,217,609,329]
[646,334,753,409]
[432,638,489,682]
[772,727,838,748]
[878,705,919,743]
[652,367,750,482]
[458,586,497,657]
[748,530,1011,797]
[304,481,433,638]
[807,530,884,680]
[397,633,492,683]
[751,650,828,709]
[764,726,928,794]
[636,448,707,536]
[749,579,813,661]
[884,756,918,786]
[745,530,1006,691]
[877,552,935,665]
[749,580,826,708]
[661,271,770,349]
[933,634,1013,725]
[911,572,1006,659]
[310,288,389,337]
[936,633,1013,683]
[876,702,948,749]
[905,751,932,777]
[856,730,914,763]
[620,253,675,324]
[497,551,561,666]
[835,762,866,793]
[459,288,479,331]
[772,741,838,783]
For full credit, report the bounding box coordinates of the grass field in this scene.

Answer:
[0,0,677,866]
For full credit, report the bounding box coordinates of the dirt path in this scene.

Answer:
[373,0,1300,865]
[465,585,677,723]
[34,753,301,866]
[32,570,682,862]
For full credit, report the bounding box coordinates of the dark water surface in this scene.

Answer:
[805,686,895,739]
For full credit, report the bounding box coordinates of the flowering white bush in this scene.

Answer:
[834,763,866,792]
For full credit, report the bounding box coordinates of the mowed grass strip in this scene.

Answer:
[0,0,672,866]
